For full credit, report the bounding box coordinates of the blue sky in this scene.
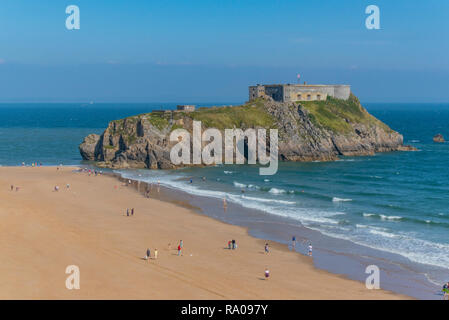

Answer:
[0,0,448,102]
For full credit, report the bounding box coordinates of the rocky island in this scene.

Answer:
[433,134,445,143]
[79,94,413,169]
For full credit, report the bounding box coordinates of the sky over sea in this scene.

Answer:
[0,0,448,102]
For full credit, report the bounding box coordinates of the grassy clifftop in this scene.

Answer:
[108,94,393,136]
[299,94,392,134]
[186,101,277,130]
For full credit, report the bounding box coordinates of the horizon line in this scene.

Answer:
[0,100,448,105]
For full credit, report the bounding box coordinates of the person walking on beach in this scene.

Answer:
[10,185,13,191]
[232,239,236,250]
[308,243,313,257]
[228,240,232,249]
[443,282,449,300]
[264,243,269,254]
[154,249,158,260]
[126,209,129,216]
[223,197,227,210]
[131,208,134,216]
[264,267,270,280]
[146,248,151,260]
[177,244,182,256]
[292,236,296,249]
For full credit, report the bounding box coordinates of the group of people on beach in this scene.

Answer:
[145,248,158,260]
[21,162,42,167]
[78,167,102,176]
[131,174,320,282]
[227,239,237,250]
[291,236,312,256]
[145,240,183,260]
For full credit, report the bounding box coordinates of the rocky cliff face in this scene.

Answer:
[79,94,409,169]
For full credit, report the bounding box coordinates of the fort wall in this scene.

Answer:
[249,84,351,102]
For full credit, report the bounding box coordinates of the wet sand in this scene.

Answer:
[0,166,408,299]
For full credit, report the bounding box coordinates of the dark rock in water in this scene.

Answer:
[433,134,445,143]
[79,94,409,169]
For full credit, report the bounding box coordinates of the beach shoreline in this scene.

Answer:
[0,165,409,299]
[114,168,441,300]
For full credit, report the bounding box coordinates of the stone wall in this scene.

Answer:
[249,84,351,102]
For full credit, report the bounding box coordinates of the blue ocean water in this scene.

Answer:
[0,103,224,165]
[1,102,449,287]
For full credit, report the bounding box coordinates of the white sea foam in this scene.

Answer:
[380,215,402,221]
[233,181,246,188]
[363,213,376,217]
[269,188,286,194]
[240,195,296,205]
[369,229,398,238]
[319,225,449,271]
[363,213,402,221]
[332,197,352,202]
[247,184,260,190]
[224,171,234,174]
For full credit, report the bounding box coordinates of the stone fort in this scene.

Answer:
[249,84,351,102]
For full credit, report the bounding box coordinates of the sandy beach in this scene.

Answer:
[0,166,408,299]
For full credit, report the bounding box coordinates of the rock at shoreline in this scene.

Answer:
[397,145,418,151]
[79,134,101,160]
[79,94,408,169]
[433,134,445,143]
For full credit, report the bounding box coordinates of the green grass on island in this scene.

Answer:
[187,102,277,130]
[299,94,392,134]
[108,94,392,137]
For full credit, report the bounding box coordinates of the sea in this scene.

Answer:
[1,102,448,299]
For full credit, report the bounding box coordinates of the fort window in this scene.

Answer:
[307,94,311,100]
[317,94,321,100]
[297,94,302,100]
